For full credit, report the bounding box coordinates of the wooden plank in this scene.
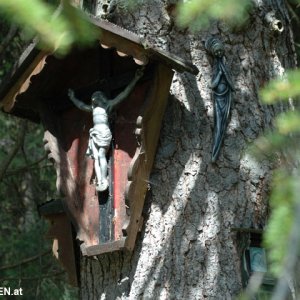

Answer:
[113,79,151,242]
[1,51,49,112]
[98,29,149,65]
[42,213,78,286]
[147,47,199,75]
[124,64,174,251]
[81,238,126,256]
[0,43,38,100]
[91,17,198,73]
[0,19,198,114]
[89,17,142,44]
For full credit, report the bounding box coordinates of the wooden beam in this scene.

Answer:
[81,238,126,256]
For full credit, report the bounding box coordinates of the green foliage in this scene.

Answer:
[176,0,252,31]
[248,22,300,277]
[260,70,300,104]
[0,20,24,81]
[263,170,295,275]
[253,62,300,283]
[39,279,78,300]
[0,113,77,299]
[252,110,300,276]
[0,0,98,55]
[235,33,300,300]
[275,110,300,134]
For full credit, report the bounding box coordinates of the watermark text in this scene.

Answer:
[0,287,23,296]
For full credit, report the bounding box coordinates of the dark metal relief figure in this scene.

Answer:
[205,37,234,162]
[68,68,144,191]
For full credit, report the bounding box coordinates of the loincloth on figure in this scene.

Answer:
[86,126,112,159]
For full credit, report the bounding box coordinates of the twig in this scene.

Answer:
[0,120,27,182]
[0,271,65,281]
[5,154,49,176]
[0,25,18,58]
[5,164,53,177]
[231,227,263,234]
[0,250,51,271]
[287,1,300,24]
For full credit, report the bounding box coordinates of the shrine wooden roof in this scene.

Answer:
[0,17,198,116]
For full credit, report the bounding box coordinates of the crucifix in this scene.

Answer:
[68,68,144,191]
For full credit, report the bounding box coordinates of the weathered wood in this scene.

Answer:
[39,62,173,256]
[0,16,187,259]
[0,19,198,113]
[147,47,199,75]
[124,64,174,251]
[39,199,78,287]
[41,102,101,247]
[90,17,198,73]
[81,238,126,256]
[1,49,48,112]
[112,78,151,244]
[38,66,161,256]
[39,93,102,258]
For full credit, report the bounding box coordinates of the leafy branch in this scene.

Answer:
[0,0,98,55]
[176,0,251,30]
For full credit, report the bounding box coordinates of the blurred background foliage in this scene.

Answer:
[1,0,300,299]
[0,3,80,298]
[0,0,98,55]
[0,115,78,299]
[176,0,252,31]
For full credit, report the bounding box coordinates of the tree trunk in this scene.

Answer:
[80,0,296,299]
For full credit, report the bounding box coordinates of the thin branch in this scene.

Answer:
[0,24,18,58]
[287,1,300,24]
[5,164,53,177]
[5,154,49,176]
[0,271,65,281]
[0,120,27,182]
[231,227,263,234]
[0,250,51,271]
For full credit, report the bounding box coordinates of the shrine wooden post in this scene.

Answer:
[0,18,198,285]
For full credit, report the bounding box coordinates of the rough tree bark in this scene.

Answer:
[80,0,296,299]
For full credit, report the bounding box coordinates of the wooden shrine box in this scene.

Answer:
[0,17,198,257]
[38,199,79,286]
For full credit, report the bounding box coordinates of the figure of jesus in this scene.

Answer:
[68,68,144,191]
